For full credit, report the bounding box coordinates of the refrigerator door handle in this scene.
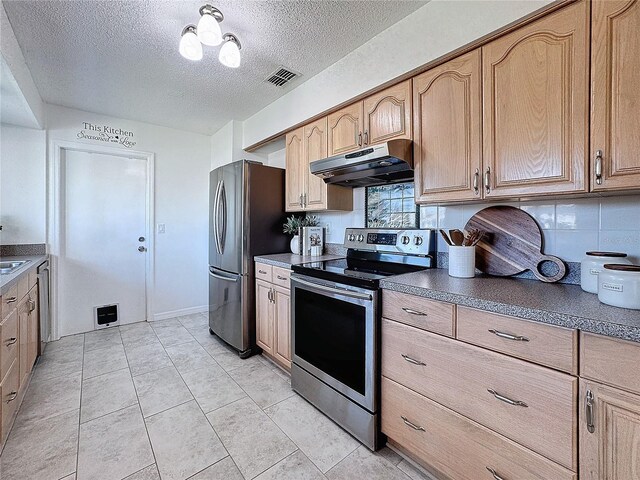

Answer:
[209,267,239,282]
[213,180,222,254]
[219,180,227,254]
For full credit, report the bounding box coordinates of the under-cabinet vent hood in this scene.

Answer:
[310,139,413,188]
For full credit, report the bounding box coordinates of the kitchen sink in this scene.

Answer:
[0,260,30,275]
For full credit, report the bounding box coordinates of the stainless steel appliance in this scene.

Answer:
[309,139,413,187]
[290,227,436,449]
[37,259,50,354]
[209,160,287,357]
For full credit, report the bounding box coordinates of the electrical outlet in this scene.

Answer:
[157,223,166,234]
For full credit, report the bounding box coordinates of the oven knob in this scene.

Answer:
[414,236,424,246]
[357,234,365,242]
[401,235,410,245]
[348,234,356,241]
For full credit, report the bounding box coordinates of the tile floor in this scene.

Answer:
[0,313,436,480]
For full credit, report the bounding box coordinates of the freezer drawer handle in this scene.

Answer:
[209,270,238,282]
[401,416,425,432]
[486,467,506,480]
[487,389,528,408]
[488,329,529,342]
[402,307,426,316]
[401,354,426,366]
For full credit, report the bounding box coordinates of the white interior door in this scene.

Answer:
[59,149,147,336]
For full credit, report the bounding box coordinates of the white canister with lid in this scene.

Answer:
[598,264,640,310]
[581,251,632,293]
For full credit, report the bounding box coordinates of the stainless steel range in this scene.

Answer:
[290,227,436,450]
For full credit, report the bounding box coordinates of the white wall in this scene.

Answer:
[243,0,551,148]
[0,124,46,245]
[211,120,265,170]
[46,104,211,321]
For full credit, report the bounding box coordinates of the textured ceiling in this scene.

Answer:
[3,0,427,135]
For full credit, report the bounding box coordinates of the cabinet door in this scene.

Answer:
[363,80,412,146]
[591,0,640,191]
[255,280,273,354]
[273,286,291,369]
[285,127,305,212]
[328,102,363,156]
[580,379,640,480]
[1,359,19,446]
[303,117,328,210]
[482,1,589,198]
[28,289,39,369]
[414,50,482,203]
[18,298,29,389]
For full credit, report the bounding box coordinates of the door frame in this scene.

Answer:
[48,140,155,340]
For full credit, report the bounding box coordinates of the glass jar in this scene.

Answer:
[580,251,631,294]
[598,264,640,310]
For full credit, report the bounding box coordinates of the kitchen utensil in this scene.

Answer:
[598,264,640,309]
[464,206,566,283]
[463,228,484,247]
[581,251,631,294]
[448,246,476,278]
[449,229,465,246]
[439,229,453,246]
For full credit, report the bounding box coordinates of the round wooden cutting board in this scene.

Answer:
[464,206,566,283]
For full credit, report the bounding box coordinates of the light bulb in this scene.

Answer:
[197,10,222,46]
[219,35,241,68]
[179,26,203,61]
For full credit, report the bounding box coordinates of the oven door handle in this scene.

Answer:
[294,277,372,301]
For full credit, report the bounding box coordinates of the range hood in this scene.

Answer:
[310,139,413,188]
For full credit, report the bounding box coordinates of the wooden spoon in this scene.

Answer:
[439,229,453,246]
[449,229,465,246]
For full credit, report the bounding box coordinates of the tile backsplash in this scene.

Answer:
[316,190,640,264]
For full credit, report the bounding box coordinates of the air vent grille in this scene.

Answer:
[265,67,300,87]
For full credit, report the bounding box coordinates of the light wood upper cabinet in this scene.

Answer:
[363,80,412,147]
[580,379,640,480]
[285,127,305,212]
[328,103,363,156]
[591,0,640,191]
[255,279,273,355]
[303,118,328,209]
[482,0,589,198]
[414,50,482,203]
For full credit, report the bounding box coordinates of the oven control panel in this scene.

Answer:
[343,228,435,255]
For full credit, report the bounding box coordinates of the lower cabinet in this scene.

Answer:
[579,379,640,480]
[255,262,291,370]
[1,359,20,445]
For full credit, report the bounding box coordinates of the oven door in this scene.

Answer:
[291,274,378,412]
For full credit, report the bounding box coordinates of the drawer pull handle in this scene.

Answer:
[5,296,17,304]
[401,354,426,366]
[5,337,17,346]
[486,467,506,480]
[6,391,18,403]
[402,307,427,316]
[258,270,267,275]
[277,275,287,280]
[401,416,425,431]
[586,389,595,434]
[487,389,528,408]
[488,329,529,342]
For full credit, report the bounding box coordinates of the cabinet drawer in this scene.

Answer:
[1,359,19,446]
[1,284,18,321]
[581,332,640,396]
[255,263,273,283]
[272,267,291,289]
[382,319,577,469]
[382,377,576,480]
[382,290,455,337]
[457,306,577,374]
[0,310,18,383]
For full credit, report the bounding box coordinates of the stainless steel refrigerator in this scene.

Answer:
[209,160,287,357]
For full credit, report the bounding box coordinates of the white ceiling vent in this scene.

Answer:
[265,67,301,87]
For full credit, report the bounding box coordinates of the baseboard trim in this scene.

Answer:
[152,305,208,321]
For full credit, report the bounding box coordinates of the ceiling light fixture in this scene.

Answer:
[179,25,203,61]
[219,34,241,68]
[197,5,223,46]
[179,5,242,68]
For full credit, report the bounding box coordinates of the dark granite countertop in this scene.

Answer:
[380,269,640,343]
[0,255,49,295]
[254,253,344,269]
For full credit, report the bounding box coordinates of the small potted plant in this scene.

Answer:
[283,215,319,254]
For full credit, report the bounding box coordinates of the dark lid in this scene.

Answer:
[603,264,640,272]
[586,251,628,258]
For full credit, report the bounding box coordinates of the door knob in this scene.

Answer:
[138,246,147,252]
[138,236,145,242]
